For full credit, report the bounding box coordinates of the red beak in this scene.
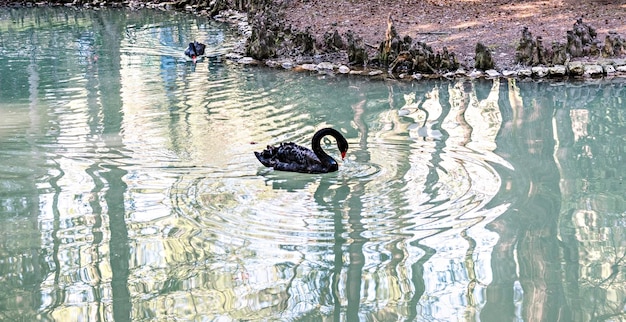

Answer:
[192,55,197,63]
[341,151,346,160]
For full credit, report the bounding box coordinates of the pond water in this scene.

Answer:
[1,7,625,322]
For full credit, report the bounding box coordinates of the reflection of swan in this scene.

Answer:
[184,41,206,63]
[254,128,349,173]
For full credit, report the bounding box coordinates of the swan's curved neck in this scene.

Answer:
[311,128,344,167]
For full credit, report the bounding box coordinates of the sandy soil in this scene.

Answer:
[281,0,626,69]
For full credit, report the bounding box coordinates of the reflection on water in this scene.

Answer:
[1,7,626,322]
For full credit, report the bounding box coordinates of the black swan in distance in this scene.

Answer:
[254,128,349,174]
[184,41,206,63]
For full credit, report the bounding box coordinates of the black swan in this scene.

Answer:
[184,41,206,63]
[254,128,349,173]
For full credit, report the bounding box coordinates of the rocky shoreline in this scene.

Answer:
[3,0,626,81]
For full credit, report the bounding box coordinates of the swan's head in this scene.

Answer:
[185,42,198,63]
[337,137,349,160]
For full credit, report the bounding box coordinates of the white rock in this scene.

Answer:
[583,64,603,77]
[531,66,548,77]
[239,57,258,65]
[469,70,483,78]
[281,61,293,69]
[338,65,350,74]
[264,60,279,68]
[368,70,383,76]
[225,53,243,61]
[485,69,500,78]
[548,65,567,77]
[301,63,317,71]
[518,68,532,77]
[502,70,517,77]
[316,62,334,70]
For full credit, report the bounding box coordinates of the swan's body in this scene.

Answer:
[184,41,206,62]
[254,128,349,173]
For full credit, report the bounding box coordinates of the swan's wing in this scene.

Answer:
[254,142,325,173]
[275,143,320,164]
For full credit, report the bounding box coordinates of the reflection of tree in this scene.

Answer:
[91,10,133,321]
[552,81,626,321]
[0,8,101,320]
[481,79,626,321]
[403,79,508,320]
[0,7,152,320]
[500,80,571,321]
[311,95,371,321]
[307,80,461,320]
[0,27,50,321]
[309,85,417,320]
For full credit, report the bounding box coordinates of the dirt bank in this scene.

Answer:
[281,0,626,70]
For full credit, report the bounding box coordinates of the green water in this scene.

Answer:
[1,7,625,322]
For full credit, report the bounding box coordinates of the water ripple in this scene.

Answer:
[0,7,546,321]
